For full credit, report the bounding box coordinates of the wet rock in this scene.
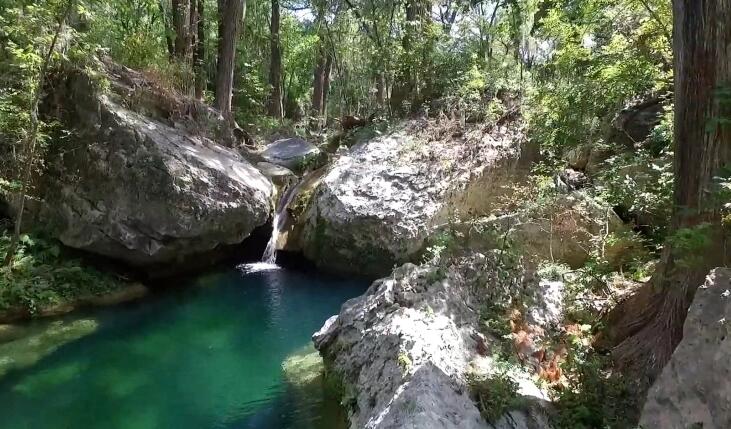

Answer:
[640,268,731,429]
[256,161,295,187]
[282,343,325,388]
[0,318,98,378]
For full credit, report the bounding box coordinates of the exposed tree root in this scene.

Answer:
[599,249,713,387]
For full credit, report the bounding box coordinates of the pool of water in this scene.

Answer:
[0,266,367,429]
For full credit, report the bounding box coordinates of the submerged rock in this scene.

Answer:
[282,343,325,388]
[298,121,525,277]
[16,64,272,271]
[0,318,98,378]
[314,254,552,429]
[640,268,731,429]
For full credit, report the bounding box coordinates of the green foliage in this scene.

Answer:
[468,371,522,424]
[666,223,716,269]
[0,230,124,314]
[552,344,638,429]
[528,0,671,156]
[595,108,674,243]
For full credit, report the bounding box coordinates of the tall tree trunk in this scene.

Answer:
[322,54,333,116]
[215,0,246,120]
[194,0,206,99]
[267,0,283,118]
[376,70,386,107]
[602,0,731,384]
[172,0,192,60]
[159,0,175,58]
[391,0,422,113]
[4,0,75,266]
[311,50,325,117]
[310,3,327,122]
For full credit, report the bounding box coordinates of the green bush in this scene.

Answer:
[0,230,124,314]
[468,371,522,424]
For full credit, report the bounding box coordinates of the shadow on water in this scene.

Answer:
[0,265,367,429]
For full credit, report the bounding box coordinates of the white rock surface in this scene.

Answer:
[640,268,731,429]
[314,253,552,429]
[300,121,524,276]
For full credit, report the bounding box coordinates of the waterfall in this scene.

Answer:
[261,180,302,265]
[240,177,304,273]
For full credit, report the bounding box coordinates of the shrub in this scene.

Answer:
[0,230,125,314]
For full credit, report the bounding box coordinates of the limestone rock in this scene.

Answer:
[300,121,524,277]
[640,268,731,429]
[256,161,295,187]
[491,192,625,269]
[262,137,323,172]
[314,253,552,429]
[282,343,325,388]
[0,318,98,379]
[21,64,272,270]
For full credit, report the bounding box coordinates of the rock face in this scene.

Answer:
[640,268,731,429]
[298,121,524,277]
[314,253,552,429]
[24,64,272,269]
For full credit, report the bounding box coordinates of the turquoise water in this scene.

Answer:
[0,266,367,429]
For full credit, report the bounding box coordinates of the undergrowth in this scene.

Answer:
[468,371,523,424]
[0,230,125,315]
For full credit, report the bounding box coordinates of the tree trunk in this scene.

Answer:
[194,0,206,99]
[602,0,731,384]
[311,45,327,118]
[172,0,192,60]
[322,54,333,116]
[4,0,75,266]
[267,0,283,118]
[376,71,386,107]
[159,0,175,58]
[215,0,246,119]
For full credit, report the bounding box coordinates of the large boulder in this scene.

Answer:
[314,253,552,429]
[261,137,323,173]
[17,63,272,270]
[297,121,524,277]
[640,268,731,429]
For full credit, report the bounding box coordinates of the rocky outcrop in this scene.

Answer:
[314,253,552,429]
[640,268,731,429]
[297,121,525,277]
[17,63,272,270]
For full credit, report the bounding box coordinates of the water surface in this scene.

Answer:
[0,267,366,429]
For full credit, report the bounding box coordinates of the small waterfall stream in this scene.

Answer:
[242,177,305,272]
[261,180,303,264]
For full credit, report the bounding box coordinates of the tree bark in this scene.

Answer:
[4,0,75,266]
[159,0,175,58]
[193,0,206,99]
[311,47,326,118]
[267,0,283,118]
[602,0,731,384]
[215,0,246,119]
[322,53,333,115]
[172,0,192,60]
